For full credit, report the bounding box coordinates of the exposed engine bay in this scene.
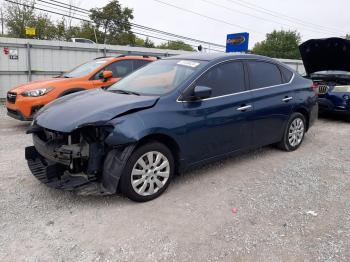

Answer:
[25,124,135,195]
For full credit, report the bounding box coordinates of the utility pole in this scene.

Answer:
[93,26,98,44]
[1,7,4,36]
[68,2,72,29]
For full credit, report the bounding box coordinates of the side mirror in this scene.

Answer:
[190,85,212,100]
[100,70,113,82]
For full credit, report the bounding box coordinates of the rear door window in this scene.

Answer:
[247,61,282,90]
[195,61,245,97]
[107,60,133,78]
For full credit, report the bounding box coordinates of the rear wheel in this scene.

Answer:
[277,113,306,151]
[119,141,174,202]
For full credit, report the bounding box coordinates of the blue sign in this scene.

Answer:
[226,33,249,53]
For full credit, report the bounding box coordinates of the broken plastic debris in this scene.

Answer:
[232,208,238,214]
[306,211,318,217]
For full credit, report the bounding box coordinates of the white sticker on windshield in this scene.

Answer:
[177,60,200,68]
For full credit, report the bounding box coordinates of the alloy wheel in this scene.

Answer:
[288,118,305,147]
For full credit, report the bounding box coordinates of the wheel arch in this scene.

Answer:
[294,107,310,131]
[136,133,181,173]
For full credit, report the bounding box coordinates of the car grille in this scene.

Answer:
[318,85,329,94]
[7,92,17,103]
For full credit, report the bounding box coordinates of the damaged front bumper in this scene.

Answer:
[25,125,135,195]
[25,146,93,191]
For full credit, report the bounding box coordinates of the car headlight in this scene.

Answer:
[22,87,54,97]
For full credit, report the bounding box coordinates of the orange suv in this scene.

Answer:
[6,55,156,121]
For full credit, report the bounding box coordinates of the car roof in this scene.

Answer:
[94,55,157,62]
[163,52,277,63]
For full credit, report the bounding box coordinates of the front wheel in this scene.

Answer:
[119,141,174,202]
[277,113,306,151]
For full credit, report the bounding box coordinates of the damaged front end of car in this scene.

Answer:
[25,123,137,195]
[23,88,160,194]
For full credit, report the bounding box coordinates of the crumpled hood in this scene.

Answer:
[34,89,159,133]
[299,37,350,76]
[9,77,73,94]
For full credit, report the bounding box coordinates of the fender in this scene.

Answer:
[104,114,181,147]
[102,115,181,194]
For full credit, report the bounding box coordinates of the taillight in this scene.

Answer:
[311,83,319,95]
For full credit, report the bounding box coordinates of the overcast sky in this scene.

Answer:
[3,0,350,50]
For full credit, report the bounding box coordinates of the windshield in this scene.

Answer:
[63,59,107,78]
[108,59,206,95]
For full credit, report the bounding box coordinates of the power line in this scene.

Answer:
[37,0,90,15]
[233,0,346,33]
[152,0,265,35]
[224,0,348,35]
[36,0,226,48]
[132,28,224,52]
[200,0,342,36]
[4,0,91,22]
[4,0,222,51]
[44,0,91,14]
[35,2,90,20]
[131,24,225,48]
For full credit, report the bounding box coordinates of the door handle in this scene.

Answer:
[282,96,293,102]
[237,105,252,111]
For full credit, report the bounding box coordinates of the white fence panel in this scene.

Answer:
[0,37,306,98]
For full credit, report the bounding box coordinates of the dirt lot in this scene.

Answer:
[0,103,349,262]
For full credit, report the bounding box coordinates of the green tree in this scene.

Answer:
[4,0,35,38]
[252,30,301,59]
[144,37,155,48]
[4,0,57,40]
[345,34,350,40]
[158,40,194,51]
[135,36,145,46]
[32,13,57,40]
[74,22,100,43]
[89,0,134,44]
[134,37,155,48]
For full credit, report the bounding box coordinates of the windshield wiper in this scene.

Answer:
[111,90,140,96]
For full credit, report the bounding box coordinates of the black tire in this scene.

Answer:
[119,141,174,202]
[277,113,306,152]
[346,114,350,122]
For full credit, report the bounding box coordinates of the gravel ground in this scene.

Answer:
[0,103,350,262]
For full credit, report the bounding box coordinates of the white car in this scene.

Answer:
[70,38,95,44]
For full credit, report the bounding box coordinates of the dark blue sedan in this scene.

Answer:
[25,53,318,201]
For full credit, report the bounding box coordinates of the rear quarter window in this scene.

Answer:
[279,66,294,83]
[247,61,282,90]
